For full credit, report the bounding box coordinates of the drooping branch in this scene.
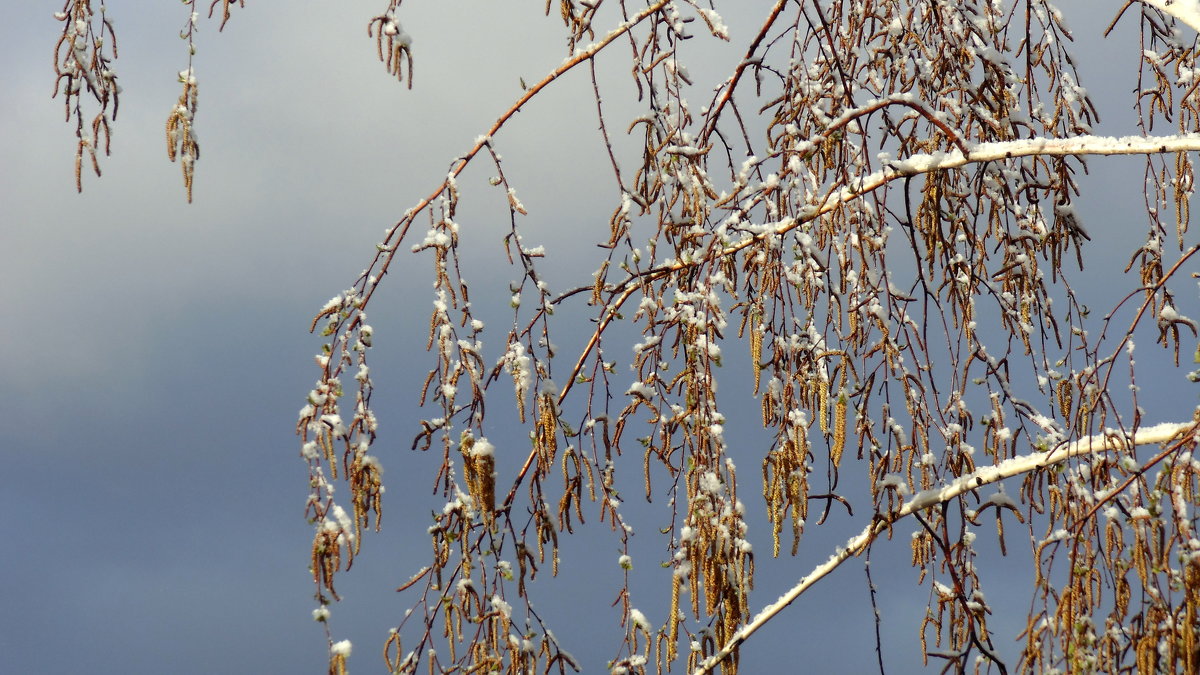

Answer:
[551,132,1200,347]
[345,0,672,313]
[290,2,1200,672]
[691,420,1198,675]
[695,132,1200,269]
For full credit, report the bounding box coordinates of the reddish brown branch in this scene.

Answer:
[350,0,671,313]
[698,0,789,145]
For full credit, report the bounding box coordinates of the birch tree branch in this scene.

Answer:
[691,420,1198,675]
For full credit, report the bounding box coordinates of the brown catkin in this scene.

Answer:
[831,395,847,468]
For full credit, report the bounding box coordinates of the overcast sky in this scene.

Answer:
[3,2,1197,673]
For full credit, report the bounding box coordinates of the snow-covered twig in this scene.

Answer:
[708,133,1200,264]
[589,132,1200,297]
[1141,0,1200,34]
[884,133,1200,175]
[690,420,1197,675]
[353,0,671,311]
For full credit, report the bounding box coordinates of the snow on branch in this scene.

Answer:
[690,420,1198,675]
[674,132,1200,275]
[1141,0,1200,34]
[886,133,1200,176]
